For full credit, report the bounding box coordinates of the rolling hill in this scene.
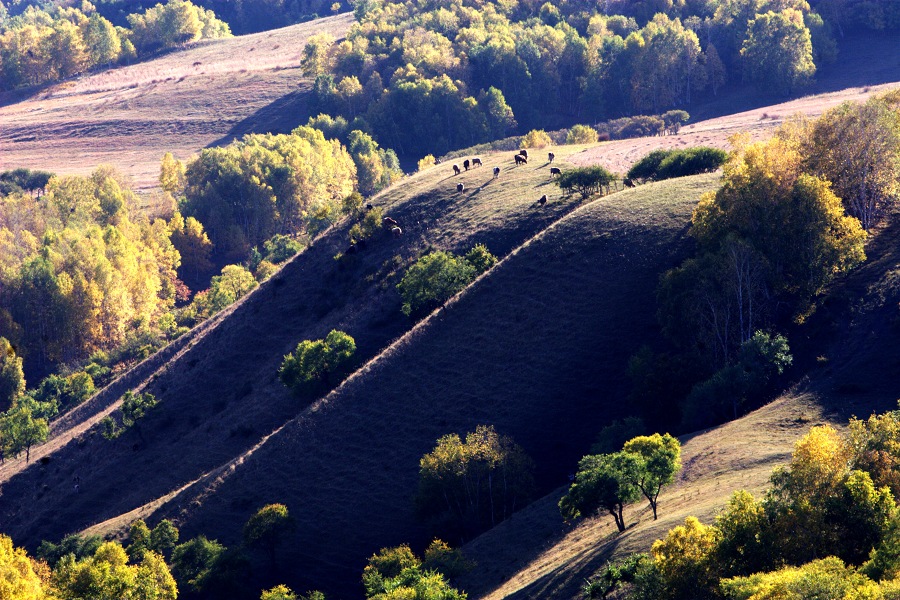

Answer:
[1,12,900,600]
[0,141,720,597]
[455,201,900,600]
[0,13,354,192]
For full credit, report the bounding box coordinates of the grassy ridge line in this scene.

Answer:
[74,154,624,540]
[137,173,722,598]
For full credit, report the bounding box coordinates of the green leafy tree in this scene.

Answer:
[741,9,815,95]
[243,503,295,571]
[150,520,179,559]
[121,391,158,429]
[397,251,475,317]
[556,166,616,199]
[0,401,48,462]
[623,433,682,520]
[560,451,643,532]
[171,535,225,593]
[397,245,497,317]
[127,519,152,562]
[0,337,24,412]
[279,329,356,390]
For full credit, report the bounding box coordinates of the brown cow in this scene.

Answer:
[538,194,547,206]
[548,152,555,162]
[515,154,527,165]
[463,159,470,171]
[472,157,483,167]
[384,216,399,228]
[453,164,461,175]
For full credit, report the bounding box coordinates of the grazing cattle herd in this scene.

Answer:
[346,145,635,259]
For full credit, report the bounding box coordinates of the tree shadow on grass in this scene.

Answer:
[208,88,313,148]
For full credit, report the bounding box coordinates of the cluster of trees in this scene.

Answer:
[56,0,336,35]
[279,329,356,392]
[0,0,230,90]
[23,505,323,600]
[416,425,535,537]
[305,115,402,196]
[556,166,617,199]
[606,408,900,599]
[627,147,728,182]
[560,433,682,532]
[296,0,891,158]
[361,542,470,600]
[179,127,357,261]
[0,166,184,379]
[634,98,899,432]
[397,245,497,317]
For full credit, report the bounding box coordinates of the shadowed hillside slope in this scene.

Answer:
[454,205,900,600]
[123,174,721,598]
[0,148,625,567]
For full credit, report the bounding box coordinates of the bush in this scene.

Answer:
[627,150,671,182]
[463,244,498,274]
[522,129,553,148]
[397,245,497,316]
[566,124,600,145]
[655,147,727,179]
[349,207,383,244]
[262,234,304,264]
[279,330,356,390]
[628,147,727,182]
[556,166,616,199]
[418,155,437,172]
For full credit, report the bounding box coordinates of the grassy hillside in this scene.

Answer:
[0,13,353,192]
[453,205,900,600]
[0,143,719,598]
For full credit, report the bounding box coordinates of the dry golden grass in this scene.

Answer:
[0,13,353,192]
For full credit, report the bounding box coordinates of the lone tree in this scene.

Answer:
[0,337,24,412]
[560,433,683,529]
[244,504,295,572]
[556,166,617,199]
[279,329,356,390]
[623,433,682,520]
[559,451,642,532]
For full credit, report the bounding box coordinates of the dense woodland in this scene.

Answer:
[296,0,900,156]
[0,0,231,90]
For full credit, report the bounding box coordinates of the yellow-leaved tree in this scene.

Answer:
[0,534,46,600]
